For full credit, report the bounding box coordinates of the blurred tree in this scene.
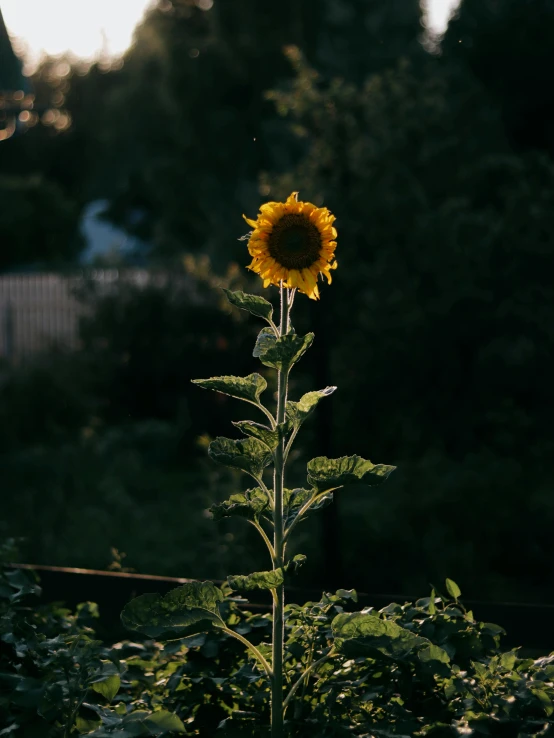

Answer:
[442,0,554,153]
[264,47,554,597]
[98,0,423,263]
[0,174,83,269]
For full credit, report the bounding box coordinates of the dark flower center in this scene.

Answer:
[268,214,322,270]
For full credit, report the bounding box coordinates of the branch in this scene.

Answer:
[222,627,273,680]
[283,646,336,714]
[248,519,276,563]
[283,487,340,542]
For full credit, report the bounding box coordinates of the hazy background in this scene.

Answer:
[2,0,554,605]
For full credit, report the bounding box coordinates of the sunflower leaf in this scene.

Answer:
[253,327,277,360]
[287,387,337,430]
[254,330,315,370]
[192,373,267,404]
[208,436,273,478]
[283,487,333,528]
[233,420,290,451]
[121,582,225,640]
[210,488,270,522]
[228,569,284,592]
[332,612,431,661]
[307,455,396,493]
[223,289,274,322]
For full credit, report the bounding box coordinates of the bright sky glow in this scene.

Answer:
[1,0,461,73]
[426,0,461,34]
[1,0,155,72]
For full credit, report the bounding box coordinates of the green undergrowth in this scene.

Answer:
[1,549,554,737]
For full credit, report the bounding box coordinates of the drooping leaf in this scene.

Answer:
[233,420,290,451]
[307,455,396,493]
[254,329,314,370]
[223,289,274,322]
[228,569,284,592]
[210,488,270,522]
[121,581,224,639]
[192,373,267,404]
[283,487,332,528]
[286,387,337,430]
[445,578,462,600]
[253,327,277,360]
[4,568,42,602]
[332,612,430,661]
[208,437,273,478]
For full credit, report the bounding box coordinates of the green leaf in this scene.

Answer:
[121,581,224,639]
[253,327,277,360]
[307,455,396,492]
[192,373,267,404]
[286,554,307,575]
[91,674,121,702]
[76,716,101,733]
[223,289,274,322]
[233,420,289,451]
[254,329,314,370]
[445,578,461,599]
[429,588,436,615]
[210,488,269,522]
[286,387,337,430]
[208,436,273,478]
[228,569,284,592]
[418,644,450,664]
[144,710,187,733]
[283,487,332,528]
[332,612,430,661]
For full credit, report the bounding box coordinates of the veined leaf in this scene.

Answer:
[233,420,290,451]
[121,581,224,640]
[192,373,267,404]
[286,387,337,430]
[307,455,396,492]
[332,612,430,661]
[223,289,274,322]
[210,488,269,522]
[208,436,273,478]
[228,569,284,592]
[253,327,277,361]
[254,329,314,370]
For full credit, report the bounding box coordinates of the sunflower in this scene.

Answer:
[243,192,337,300]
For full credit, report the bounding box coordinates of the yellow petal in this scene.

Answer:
[286,192,299,206]
[242,214,258,229]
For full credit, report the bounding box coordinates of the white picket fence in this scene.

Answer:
[0,269,176,362]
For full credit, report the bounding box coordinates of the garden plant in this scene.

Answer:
[118,193,554,736]
[3,194,554,737]
[120,192,396,735]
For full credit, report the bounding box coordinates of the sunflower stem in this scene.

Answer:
[271,284,291,738]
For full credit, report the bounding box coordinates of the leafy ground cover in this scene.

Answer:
[2,549,553,737]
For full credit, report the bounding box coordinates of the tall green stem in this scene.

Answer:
[271,284,290,738]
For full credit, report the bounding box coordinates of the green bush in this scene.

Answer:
[2,559,553,737]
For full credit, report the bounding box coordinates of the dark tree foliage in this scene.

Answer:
[97,0,422,263]
[0,174,83,269]
[2,0,554,602]
[442,0,554,152]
